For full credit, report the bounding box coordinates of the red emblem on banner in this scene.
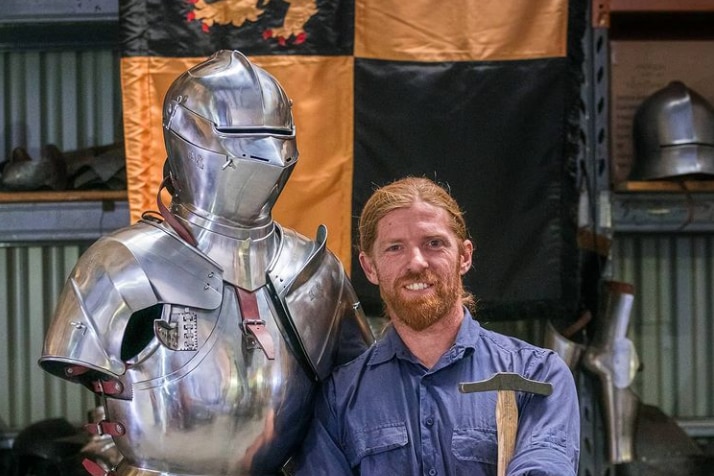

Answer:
[185,0,316,45]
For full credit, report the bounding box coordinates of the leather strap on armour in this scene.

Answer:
[157,174,198,247]
[90,379,124,396]
[235,286,275,360]
[84,419,126,437]
[82,458,117,476]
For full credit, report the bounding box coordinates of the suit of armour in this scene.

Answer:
[39,50,374,476]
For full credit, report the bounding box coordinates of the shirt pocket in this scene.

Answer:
[344,421,409,467]
[451,426,498,466]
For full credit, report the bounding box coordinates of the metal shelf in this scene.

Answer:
[0,195,130,244]
[0,0,118,51]
[612,190,714,233]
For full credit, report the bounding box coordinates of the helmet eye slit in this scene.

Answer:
[216,127,293,136]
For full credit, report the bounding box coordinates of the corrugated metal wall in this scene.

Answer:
[612,233,714,419]
[0,48,122,431]
[0,244,97,429]
[0,49,121,162]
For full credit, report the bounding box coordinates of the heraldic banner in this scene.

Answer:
[119,0,586,322]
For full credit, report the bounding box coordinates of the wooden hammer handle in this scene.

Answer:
[496,390,518,476]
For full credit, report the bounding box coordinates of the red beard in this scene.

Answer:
[380,267,462,331]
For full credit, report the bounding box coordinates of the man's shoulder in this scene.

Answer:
[477,324,553,358]
[332,339,373,365]
[475,324,574,382]
[326,339,386,383]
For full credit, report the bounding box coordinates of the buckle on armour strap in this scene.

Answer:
[235,287,275,360]
[242,319,275,359]
[91,378,124,396]
[84,419,126,437]
[82,458,117,476]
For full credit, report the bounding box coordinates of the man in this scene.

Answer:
[294,176,580,475]
[38,50,373,475]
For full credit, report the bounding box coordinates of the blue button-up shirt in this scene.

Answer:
[294,311,580,475]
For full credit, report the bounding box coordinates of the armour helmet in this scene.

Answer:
[163,50,298,227]
[629,81,714,180]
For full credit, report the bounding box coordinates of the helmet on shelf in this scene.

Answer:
[629,81,714,180]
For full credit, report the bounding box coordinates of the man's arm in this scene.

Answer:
[508,352,581,475]
[292,380,354,476]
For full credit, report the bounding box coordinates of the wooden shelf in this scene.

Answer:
[614,181,714,193]
[612,182,714,232]
[0,189,127,203]
[606,1,714,38]
[611,0,714,12]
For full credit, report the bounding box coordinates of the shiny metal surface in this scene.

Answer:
[630,81,714,180]
[267,224,374,381]
[38,50,374,475]
[543,320,585,371]
[163,50,298,228]
[174,207,278,290]
[39,217,373,474]
[583,281,640,464]
[39,220,224,398]
[107,285,313,474]
[81,406,124,472]
[0,145,67,191]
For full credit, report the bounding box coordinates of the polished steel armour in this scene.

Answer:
[630,81,714,180]
[40,219,372,475]
[39,50,374,475]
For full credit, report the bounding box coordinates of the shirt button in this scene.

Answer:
[428,469,437,476]
[425,417,434,426]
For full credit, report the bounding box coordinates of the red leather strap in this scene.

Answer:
[157,175,198,247]
[64,365,89,378]
[235,287,275,360]
[84,419,126,437]
[82,458,117,476]
[91,379,124,396]
[244,320,275,360]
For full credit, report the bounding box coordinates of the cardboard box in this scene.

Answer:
[609,41,714,184]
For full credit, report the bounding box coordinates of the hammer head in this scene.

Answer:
[459,372,553,396]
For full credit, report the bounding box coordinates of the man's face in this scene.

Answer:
[359,200,473,331]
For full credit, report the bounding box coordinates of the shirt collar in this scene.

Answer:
[366,308,482,367]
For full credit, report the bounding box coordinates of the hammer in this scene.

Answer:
[459,373,553,476]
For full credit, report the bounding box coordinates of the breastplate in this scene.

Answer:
[109,285,314,475]
[39,219,373,475]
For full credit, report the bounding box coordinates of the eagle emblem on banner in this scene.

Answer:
[186,0,318,45]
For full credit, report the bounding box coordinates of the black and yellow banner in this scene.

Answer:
[120,0,585,321]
